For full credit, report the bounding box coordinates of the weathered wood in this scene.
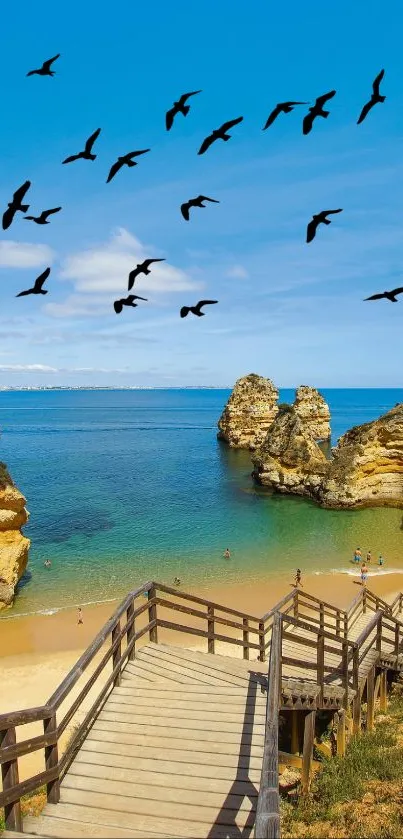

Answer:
[291,710,299,755]
[0,730,57,765]
[207,605,215,654]
[336,709,346,756]
[362,588,367,614]
[126,601,135,661]
[111,622,122,688]
[319,604,325,632]
[352,647,360,733]
[301,710,316,795]
[0,765,59,810]
[394,622,400,657]
[259,621,265,662]
[366,666,375,731]
[148,585,158,643]
[243,618,249,660]
[380,670,388,712]
[342,640,349,710]
[0,727,22,831]
[255,611,282,838]
[43,714,59,804]
[260,589,296,622]
[155,618,261,650]
[155,597,261,635]
[293,590,299,618]
[156,581,261,623]
[317,634,325,706]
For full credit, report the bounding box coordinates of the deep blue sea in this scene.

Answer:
[1,388,402,617]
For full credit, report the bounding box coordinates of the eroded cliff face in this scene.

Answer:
[217,373,279,450]
[0,465,30,610]
[251,406,328,495]
[293,385,331,441]
[252,403,403,509]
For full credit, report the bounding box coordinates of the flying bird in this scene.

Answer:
[128,259,165,291]
[357,70,386,124]
[198,117,243,155]
[62,129,101,164]
[106,150,150,183]
[166,90,202,131]
[181,195,219,221]
[16,267,51,297]
[364,287,403,303]
[26,54,60,77]
[306,209,343,243]
[114,294,148,314]
[302,91,336,135]
[263,101,308,130]
[24,207,61,225]
[180,300,218,318]
[2,181,31,230]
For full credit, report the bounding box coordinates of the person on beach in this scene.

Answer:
[360,563,368,586]
[77,607,83,625]
[366,550,372,564]
[378,554,384,566]
[44,559,51,567]
[173,577,181,587]
[354,548,362,563]
[294,568,303,587]
[223,548,231,559]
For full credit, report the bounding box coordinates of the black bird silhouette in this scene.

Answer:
[180,300,218,318]
[302,91,336,135]
[357,70,386,125]
[181,195,219,221]
[113,294,148,314]
[364,286,403,303]
[62,129,101,164]
[16,267,51,297]
[26,54,60,77]
[263,101,308,130]
[2,181,31,230]
[198,118,243,155]
[166,90,202,131]
[306,209,343,243]
[106,150,150,183]
[24,207,61,225]
[128,259,165,291]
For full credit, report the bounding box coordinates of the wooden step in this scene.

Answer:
[22,815,163,839]
[89,723,264,757]
[111,687,266,712]
[97,705,265,731]
[136,646,258,686]
[93,715,265,743]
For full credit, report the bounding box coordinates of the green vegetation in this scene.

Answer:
[0,461,12,487]
[282,690,403,838]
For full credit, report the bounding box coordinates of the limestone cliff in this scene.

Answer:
[0,463,30,610]
[217,374,279,450]
[293,385,331,441]
[252,403,403,510]
[251,406,328,496]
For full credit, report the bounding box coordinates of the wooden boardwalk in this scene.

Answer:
[1,582,403,839]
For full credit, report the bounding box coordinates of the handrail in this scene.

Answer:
[260,590,296,623]
[255,611,282,839]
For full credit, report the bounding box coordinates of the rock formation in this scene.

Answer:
[293,385,331,441]
[217,374,279,450]
[252,403,403,509]
[0,463,30,610]
[251,406,329,496]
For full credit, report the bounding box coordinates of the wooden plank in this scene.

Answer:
[102,700,266,725]
[23,814,165,839]
[380,670,388,712]
[96,709,264,736]
[117,682,262,697]
[73,748,262,782]
[90,719,265,747]
[60,786,256,829]
[336,709,346,756]
[301,711,316,795]
[135,646,252,686]
[89,721,264,755]
[0,726,22,831]
[111,691,266,713]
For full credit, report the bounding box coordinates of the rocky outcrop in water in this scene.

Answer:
[217,374,279,450]
[0,463,30,610]
[252,404,403,509]
[293,385,331,441]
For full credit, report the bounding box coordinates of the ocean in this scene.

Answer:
[0,387,402,618]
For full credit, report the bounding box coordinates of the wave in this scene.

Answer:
[0,595,121,621]
[314,567,403,577]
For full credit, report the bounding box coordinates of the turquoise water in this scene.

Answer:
[0,388,402,617]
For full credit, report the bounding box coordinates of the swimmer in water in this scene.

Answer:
[224,548,231,559]
[378,555,384,566]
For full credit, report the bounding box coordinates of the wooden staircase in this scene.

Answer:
[1,582,403,839]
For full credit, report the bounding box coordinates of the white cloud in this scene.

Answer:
[58,228,198,294]
[0,364,58,373]
[0,241,55,269]
[225,265,250,280]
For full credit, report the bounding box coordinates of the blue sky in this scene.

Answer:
[0,0,401,387]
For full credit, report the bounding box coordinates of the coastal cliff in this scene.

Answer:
[0,463,30,610]
[293,385,331,441]
[217,374,279,450]
[252,403,403,509]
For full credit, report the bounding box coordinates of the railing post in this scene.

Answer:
[44,713,60,804]
[366,666,375,731]
[362,588,367,614]
[394,621,400,658]
[352,647,360,734]
[319,603,324,632]
[293,590,298,618]
[301,710,316,795]
[112,622,122,687]
[400,593,403,614]
[344,612,348,640]
[376,614,382,653]
[317,632,325,706]
[342,641,349,710]
[207,605,215,654]
[0,726,23,832]
[336,609,340,637]
[258,621,265,662]
[242,618,249,660]
[126,599,135,661]
[148,584,158,643]
[336,709,346,756]
[380,670,388,712]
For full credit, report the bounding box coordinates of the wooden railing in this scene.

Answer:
[255,611,282,839]
[1,580,402,833]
